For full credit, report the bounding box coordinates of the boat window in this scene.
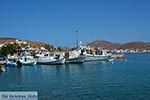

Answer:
[49,53,54,56]
[44,54,48,56]
[86,50,90,54]
[54,55,60,59]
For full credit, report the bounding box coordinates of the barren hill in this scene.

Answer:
[88,40,122,50]
[119,42,150,50]
[88,40,150,50]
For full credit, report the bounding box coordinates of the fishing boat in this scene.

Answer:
[19,56,36,66]
[19,51,36,66]
[4,59,17,67]
[36,52,66,65]
[5,59,23,67]
[65,50,85,63]
[78,42,110,62]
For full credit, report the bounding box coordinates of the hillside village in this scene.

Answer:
[0,39,45,51]
[0,38,67,56]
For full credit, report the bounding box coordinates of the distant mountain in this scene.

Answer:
[88,40,150,50]
[0,37,45,47]
[88,40,122,50]
[119,42,150,50]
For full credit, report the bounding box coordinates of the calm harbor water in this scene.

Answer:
[0,53,150,100]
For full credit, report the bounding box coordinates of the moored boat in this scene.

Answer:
[4,59,17,67]
[19,57,36,66]
[78,41,110,62]
[4,58,23,67]
[65,50,85,63]
[36,52,66,65]
[19,51,36,66]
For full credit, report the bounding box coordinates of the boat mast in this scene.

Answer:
[76,30,79,48]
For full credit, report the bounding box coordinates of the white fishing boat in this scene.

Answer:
[65,50,85,63]
[19,56,36,66]
[19,51,36,66]
[78,42,109,62]
[36,52,66,65]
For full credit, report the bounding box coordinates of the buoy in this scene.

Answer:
[112,61,114,64]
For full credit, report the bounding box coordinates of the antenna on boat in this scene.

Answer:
[76,30,79,48]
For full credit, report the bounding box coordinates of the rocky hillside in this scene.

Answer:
[88,40,122,50]
[88,40,150,50]
[119,42,150,50]
[0,37,45,47]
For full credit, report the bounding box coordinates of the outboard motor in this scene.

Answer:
[17,61,22,67]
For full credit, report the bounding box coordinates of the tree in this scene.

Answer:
[13,42,22,51]
[0,44,17,55]
[57,47,65,52]
[44,44,55,51]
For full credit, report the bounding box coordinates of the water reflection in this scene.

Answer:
[56,65,62,75]
[64,64,70,75]
[1,53,150,100]
[63,61,109,76]
[6,67,23,83]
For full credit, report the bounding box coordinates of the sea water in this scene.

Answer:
[0,53,150,100]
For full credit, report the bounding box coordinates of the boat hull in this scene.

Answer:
[65,56,84,64]
[5,62,17,67]
[37,58,65,65]
[22,61,36,66]
[84,55,109,62]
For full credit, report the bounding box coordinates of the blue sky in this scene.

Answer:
[0,0,150,47]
